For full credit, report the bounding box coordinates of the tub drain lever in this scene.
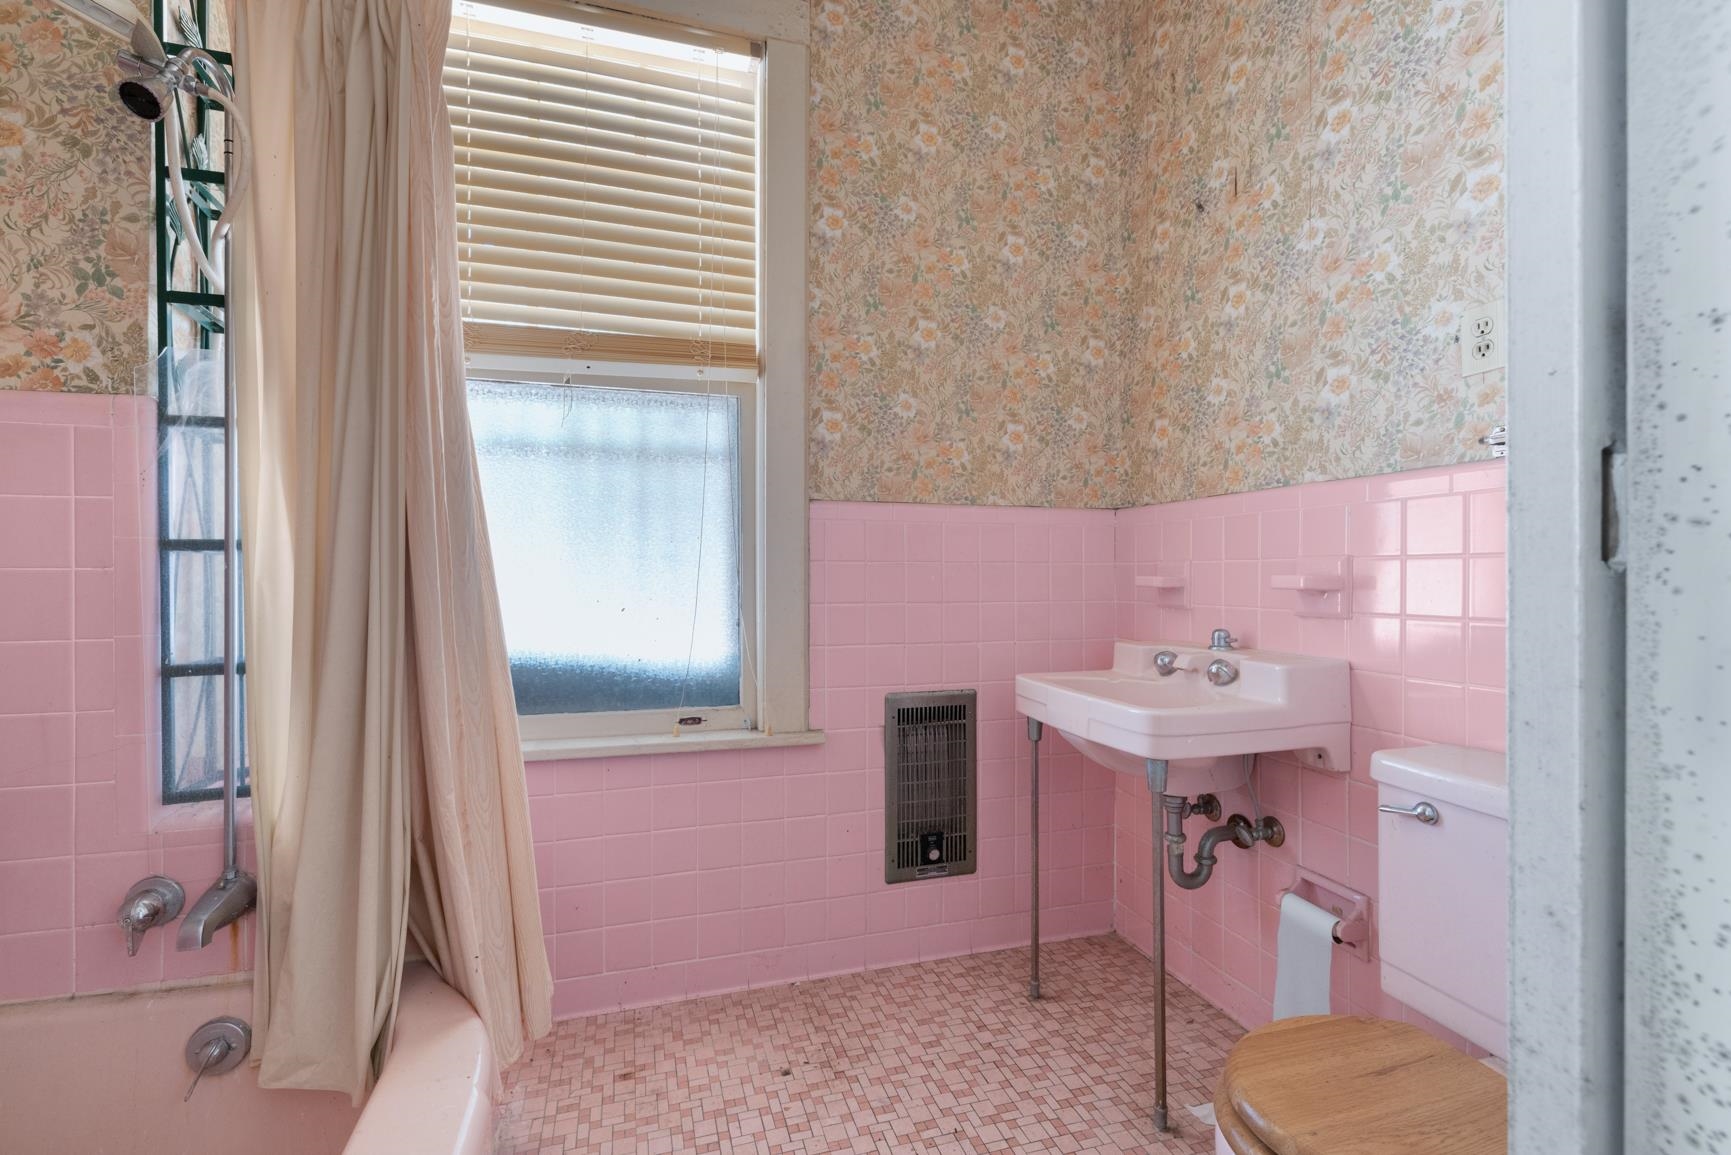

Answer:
[184,1038,229,1101]
[183,1016,251,1101]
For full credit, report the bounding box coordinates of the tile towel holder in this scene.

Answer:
[1132,563,1191,608]
[1268,557,1353,619]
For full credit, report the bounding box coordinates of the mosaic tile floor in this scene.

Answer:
[495,934,1243,1154]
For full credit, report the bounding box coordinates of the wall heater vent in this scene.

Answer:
[883,690,977,883]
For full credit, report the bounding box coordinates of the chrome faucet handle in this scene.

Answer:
[1152,650,1180,676]
[1208,628,1237,651]
[120,896,161,956]
[1205,658,1238,686]
[117,876,185,957]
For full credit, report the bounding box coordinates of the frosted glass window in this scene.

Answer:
[467,379,743,715]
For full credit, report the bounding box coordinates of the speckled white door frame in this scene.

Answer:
[1507,1,1629,1151]
[1625,3,1731,1151]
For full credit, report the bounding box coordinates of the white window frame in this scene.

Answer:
[468,4,814,760]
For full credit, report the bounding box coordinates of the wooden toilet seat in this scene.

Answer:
[1213,1015,1507,1155]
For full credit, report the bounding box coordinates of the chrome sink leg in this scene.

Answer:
[1146,757,1170,1133]
[1027,716,1043,1001]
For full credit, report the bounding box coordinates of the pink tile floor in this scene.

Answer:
[495,934,1240,1154]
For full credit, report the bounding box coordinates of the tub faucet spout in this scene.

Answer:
[177,871,256,951]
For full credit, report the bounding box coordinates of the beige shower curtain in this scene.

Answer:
[228,0,551,1099]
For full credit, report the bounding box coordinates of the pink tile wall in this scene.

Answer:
[0,391,250,1003]
[0,388,1504,1041]
[531,502,1122,1019]
[1110,461,1506,1041]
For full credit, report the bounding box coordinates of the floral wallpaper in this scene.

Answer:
[0,0,151,394]
[1126,0,1506,504]
[807,0,1505,507]
[807,0,1138,507]
[2,0,1505,502]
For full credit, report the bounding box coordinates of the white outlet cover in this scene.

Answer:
[1459,298,1508,376]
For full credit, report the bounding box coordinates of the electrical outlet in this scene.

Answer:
[1459,298,1508,376]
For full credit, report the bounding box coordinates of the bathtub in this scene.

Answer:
[0,963,492,1154]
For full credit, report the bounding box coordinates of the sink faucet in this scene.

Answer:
[1209,628,1237,651]
[177,872,257,951]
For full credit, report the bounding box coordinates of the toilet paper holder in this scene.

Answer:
[1282,869,1372,962]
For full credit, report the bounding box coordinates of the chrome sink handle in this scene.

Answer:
[1379,800,1441,825]
[1204,658,1238,686]
[1209,628,1238,651]
[1153,650,1180,676]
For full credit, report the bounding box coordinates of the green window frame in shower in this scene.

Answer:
[150,0,248,806]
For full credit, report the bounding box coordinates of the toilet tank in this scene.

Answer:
[1373,744,1508,1057]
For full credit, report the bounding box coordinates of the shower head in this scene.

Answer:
[108,19,250,290]
[113,20,194,121]
[116,73,171,121]
[115,21,171,121]
[114,20,236,117]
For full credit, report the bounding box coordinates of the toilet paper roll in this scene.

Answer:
[1272,892,1337,1020]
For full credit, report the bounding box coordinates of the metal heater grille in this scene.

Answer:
[883,690,977,883]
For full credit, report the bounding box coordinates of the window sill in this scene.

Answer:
[152,795,253,836]
[519,728,826,763]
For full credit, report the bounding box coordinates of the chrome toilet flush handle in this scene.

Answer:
[1379,800,1441,825]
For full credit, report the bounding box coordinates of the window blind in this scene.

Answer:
[447,2,759,366]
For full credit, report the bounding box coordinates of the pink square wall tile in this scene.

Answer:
[0,496,73,569]
[0,786,75,862]
[1405,619,1466,683]
[1347,500,1402,557]
[0,572,73,642]
[0,713,75,789]
[1259,511,1299,559]
[0,642,74,716]
[1300,507,1347,557]
[0,931,73,1002]
[1406,558,1464,618]
[0,424,72,496]
[1405,495,1465,555]
[1224,514,1258,559]
[0,858,73,933]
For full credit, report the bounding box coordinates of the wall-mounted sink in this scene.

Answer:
[1015,642,1350,795]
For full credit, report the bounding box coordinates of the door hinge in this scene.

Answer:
[1602,443,1627,572]
[1479,425,1508,458]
